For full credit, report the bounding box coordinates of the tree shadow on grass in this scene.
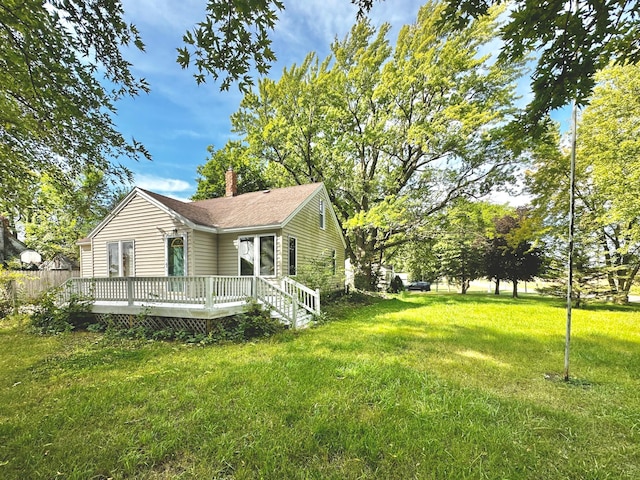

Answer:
[576,301,640,313]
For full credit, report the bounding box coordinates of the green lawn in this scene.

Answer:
[1,293,639,479]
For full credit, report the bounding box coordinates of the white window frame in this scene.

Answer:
[165,234,188,277]
[319,199,326,230]
[288,236,298,276]
[332,249,337,275]
[238,234,277,277]
[106,240,135,277]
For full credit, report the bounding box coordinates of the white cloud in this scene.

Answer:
[169,129,210,140]
[276,0,358,48]
[121,0,204,33]
[135,173,191,193]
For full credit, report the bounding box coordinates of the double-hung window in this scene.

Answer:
[239,235,276,276]
[288,237,297,276]
[107,241,134,277]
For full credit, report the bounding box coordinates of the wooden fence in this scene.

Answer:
[16,270,79,300]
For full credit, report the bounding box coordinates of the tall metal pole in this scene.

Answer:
[564,0,580,382]
[564,99,578,382]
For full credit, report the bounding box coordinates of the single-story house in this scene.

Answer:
[78,171,346,285]
[68,171,345,328]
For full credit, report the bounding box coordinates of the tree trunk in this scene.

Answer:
[613,292,629,304]
[512,279,518,298]
[494,278,500,295]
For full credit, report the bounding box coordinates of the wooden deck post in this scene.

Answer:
[205,277,214,311]
[127,277,133,306]
[291,300,298,329]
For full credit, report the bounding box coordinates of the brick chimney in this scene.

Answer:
[225,167,238,197]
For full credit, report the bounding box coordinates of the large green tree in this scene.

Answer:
[208,2,525,288]
[528,63,640,303]
[23,170,126,261]
[178,0,640,127]
[192,142,270,199]
[486,209,545,298]
[432,200,491,294]
[0,0,149,219]
[6,0,640,212]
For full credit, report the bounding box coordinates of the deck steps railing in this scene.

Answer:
[61,275,319,327]
[281,277,320,316]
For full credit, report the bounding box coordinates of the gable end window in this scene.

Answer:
[107,240,134,277]
[319,199,326,230]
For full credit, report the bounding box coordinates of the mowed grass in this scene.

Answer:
[1,293,639,479]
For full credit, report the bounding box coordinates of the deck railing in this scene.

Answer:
[62,276,253,307]
[281,276,320,316]
[61,275,316,327]
[255,277,298,327]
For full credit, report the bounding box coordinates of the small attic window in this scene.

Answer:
[319,199,326,230]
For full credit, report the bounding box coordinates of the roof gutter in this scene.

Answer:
[217,224,282,234]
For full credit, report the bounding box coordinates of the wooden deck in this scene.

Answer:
[61,275,320,327]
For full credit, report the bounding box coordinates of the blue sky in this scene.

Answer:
[114,1,566,202]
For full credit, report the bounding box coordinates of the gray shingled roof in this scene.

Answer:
[141,183,323,230]
[142,190,216,227]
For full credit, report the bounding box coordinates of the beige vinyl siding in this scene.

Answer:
[79,245,92,277]
[90,194,185,277]
[282,189,345,287]
[217,232,239,276]
[192,230,217,275]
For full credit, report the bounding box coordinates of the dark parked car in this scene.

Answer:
[407,281,431,292]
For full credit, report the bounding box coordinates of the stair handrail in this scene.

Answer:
[281,276,320,315]
[255,277,298,327]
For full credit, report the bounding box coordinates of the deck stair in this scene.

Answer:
[255,277,319,328]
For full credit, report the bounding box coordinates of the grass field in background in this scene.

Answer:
[1,292,639,479]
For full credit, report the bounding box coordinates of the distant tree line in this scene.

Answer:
[395,200,545,298]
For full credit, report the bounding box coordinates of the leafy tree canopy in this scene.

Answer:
[23,169,127,261]
[176,0,640,129]
[177,0,376,92]
[528,63,640,303]
[441,0,640,128]
[192,142,270,199]
[0,0,149,219]
[432,200,494,294]
[486,208,545,297]
[196,1,529,288]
